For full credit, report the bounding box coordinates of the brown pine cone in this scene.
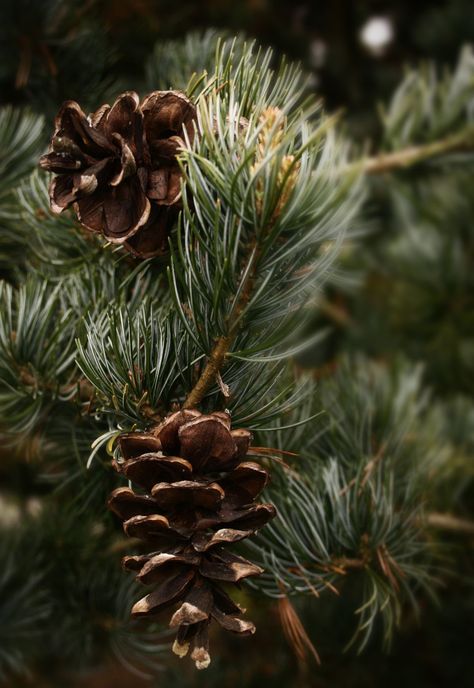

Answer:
[108,410,276,669]
[39,91,196,258]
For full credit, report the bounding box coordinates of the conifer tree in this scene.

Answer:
[0,27,473,687]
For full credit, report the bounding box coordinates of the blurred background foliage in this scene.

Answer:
[0,1,473,687]
[1,0,472,129]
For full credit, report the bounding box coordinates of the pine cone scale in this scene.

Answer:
[109,486,160,520]
[119,454,193,489]
[170,579,213,627]
[122,206,172,257]
[220,461,269,502]
[199,551,263,582]
[100,91,140,142]
[131,568,196,617]
[212,607,256,635]
[151,480,225,510]
[137,552,202,585]
[177,415,239,471]
[118,433,163,458]
[191,527,254,552]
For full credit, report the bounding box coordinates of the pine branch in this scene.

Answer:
[341,46,474,178]
[359,125,474,174]
[182,334,232,408]
[426,511,474,535]
[380,45,474,148]
[169,46,359,415]
[249,356,441,650]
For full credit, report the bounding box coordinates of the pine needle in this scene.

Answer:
[277,594,321,667]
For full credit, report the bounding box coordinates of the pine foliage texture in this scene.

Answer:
[0,30,473,686]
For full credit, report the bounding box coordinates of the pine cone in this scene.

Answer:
[108,410,276,669]
[39,91,196,258]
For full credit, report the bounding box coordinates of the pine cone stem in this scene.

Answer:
[182,335,232,409]
[182,243,261,408]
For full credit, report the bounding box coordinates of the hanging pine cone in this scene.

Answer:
[108,410,276,669]
[39,91,196,258]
